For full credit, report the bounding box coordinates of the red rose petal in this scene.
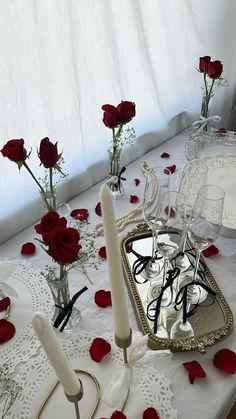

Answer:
[183,361,206,384]
[130,195,139,204]
[89,337,111,362]
[94,290,112,308]
[202,245,219,257]
[134,178,140,186]
[0,297,11,311]
[143,407,160,419]
[126,243,132,253]
[164,164,176,174]
[164,206,176,217]
[95,202,102,216]
[70,208,89,221]
[111,412,127,419]
[98,246,107,259]
[218,128,227,136]
[0,319,16,343]
[213,348,236,374]
[161,152,170,158]
[21,242,36,255]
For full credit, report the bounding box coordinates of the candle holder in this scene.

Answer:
[64,380,83,419]
[115,329,132,365]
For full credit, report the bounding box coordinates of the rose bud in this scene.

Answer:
[1,138,27,162]
[117,101,136,124]
[102,104,120,128]
[39,137,59,168]
[207,60,223,79]
[199,56,211,73]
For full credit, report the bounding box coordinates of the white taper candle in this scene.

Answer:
[100,184,130,340]
[32,312,81,396]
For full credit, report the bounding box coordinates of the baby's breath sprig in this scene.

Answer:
[0,364,22,419]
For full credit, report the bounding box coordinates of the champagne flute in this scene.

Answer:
[186,184,225,304]
[176,165,208,270]
[141,166,171,280]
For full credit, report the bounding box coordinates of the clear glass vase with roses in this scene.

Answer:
[102,100,136,198]
[185,56,228,161]
[0,137,67,211]
[35,211,88,334]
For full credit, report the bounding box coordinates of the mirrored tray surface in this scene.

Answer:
[121,225,233,353]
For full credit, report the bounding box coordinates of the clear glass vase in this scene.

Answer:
[40,188,57,212]
[46,269,81,334]
[107,147,124,199]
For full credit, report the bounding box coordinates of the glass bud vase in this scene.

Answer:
[107,146,124,199]
[40,188,57,212]
[46,269,81,334]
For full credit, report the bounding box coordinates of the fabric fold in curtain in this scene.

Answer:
[0,0,236,244]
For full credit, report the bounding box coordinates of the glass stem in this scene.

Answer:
[162,257,167,288]
[193,251,201,283]
[151,230,156,261]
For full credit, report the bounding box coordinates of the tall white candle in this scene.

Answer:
[32,312,81,396]
[100,184,130,340]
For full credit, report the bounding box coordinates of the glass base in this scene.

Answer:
[51,305,81,334]
[178,274,208,304]
[174,253,191,273]
[140,259,163,281]
[170,319,194,339]
[147,283,175,307]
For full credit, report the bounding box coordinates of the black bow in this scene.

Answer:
[54,286,88,332]
[146,267,180,334]
[175,281,216,323]
[117,166,126,191]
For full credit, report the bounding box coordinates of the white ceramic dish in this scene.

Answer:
[176,154,236,236]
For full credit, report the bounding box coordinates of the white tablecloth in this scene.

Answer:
[0,130,235,418]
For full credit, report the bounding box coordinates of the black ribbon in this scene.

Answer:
[117,166,126,191]
[146,267,180,334]
[131,248,163,283]
[54,286,88,332]
[175,281,216,323]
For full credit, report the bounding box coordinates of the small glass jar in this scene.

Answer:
[40,188,57,212]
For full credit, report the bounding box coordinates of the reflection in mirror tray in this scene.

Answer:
[121,224,233,353]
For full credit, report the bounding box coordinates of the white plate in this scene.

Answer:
[176,154,236,234]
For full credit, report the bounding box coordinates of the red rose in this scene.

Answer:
[102,104,120,128]
[207,60,223,79]
[117,101,136,124]
[70,208,89,221]
[21,242,36,255]
[89,337,111,362]
[35,211,67,244]
[47,226,81,264]
[39,137,59,168]
[1,138,27,162]
[199,56,211,73]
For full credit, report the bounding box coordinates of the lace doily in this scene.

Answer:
[0,259,177,418]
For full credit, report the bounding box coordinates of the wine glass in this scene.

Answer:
[141,166,171,280]
[170,286,194,339]
[186,184,225,304]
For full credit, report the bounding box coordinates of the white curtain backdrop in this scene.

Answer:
[0,0,236,243]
